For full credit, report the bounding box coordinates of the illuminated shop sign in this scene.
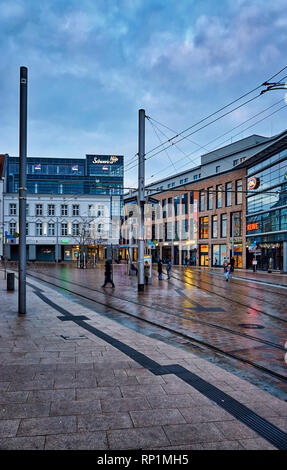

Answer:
[92,156,119,164]
[248,177,260,190]
[247,223,258,231]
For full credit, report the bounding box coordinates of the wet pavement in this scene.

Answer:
[0,264,287,450]
[20,263,287,396]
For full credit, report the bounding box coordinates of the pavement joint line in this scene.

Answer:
[28,279,287,450]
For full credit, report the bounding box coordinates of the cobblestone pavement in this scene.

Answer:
[0,268,287,450]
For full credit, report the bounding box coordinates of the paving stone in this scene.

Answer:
[8,379,54,392]
[238,438,277,450]
[27,389,76,402]
[50,400,102,416]
[0,420,20,438]
[101,397,152,413]
[147,394,196,409]
[44,431,108,450]
[76,387,122,401]
[0,436,45,450]
[17,416,77,436]
[200,440,245,450]
[107,426,170,450]
[130,409,186,427]
[0,403,51,419]
[78,412,133,432]
[179,405,234,423]
[120,384,167,398]
[163,422,226,445]
[214,420,260,440]
[0,391,29,404]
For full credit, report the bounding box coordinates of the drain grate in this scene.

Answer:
[238,324,265,329]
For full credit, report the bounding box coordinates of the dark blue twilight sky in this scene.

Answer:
[0,0,287,187]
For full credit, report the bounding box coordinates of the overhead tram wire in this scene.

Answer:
[143,65,287,159]
[146,98,287,184]
[147,118,179,175]
[125,92,262,174]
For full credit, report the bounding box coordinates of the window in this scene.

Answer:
[216,184,223,209]
[97,205,105,217]
[231,212,242,236]
[48,223,55,236]
[174,196,180,216]
[240,157,246,163]
[233,159,238,166]
[61,223,68,236]
[26,204,29,216]
[207,187,213,210]
[36,204,43,216]
[182,193,188,215]
[199,216,209,239]
[48,204,55,216]
[97,224,103,233]
[168,197,172,217]
[212,215,218,238]
[225,182,232,207]
[61,205,68,216]
[88,205,94,216]
[199,190,205,211]
[72,223,79,236]
[194,175,198,180]
[216,165,220,173]
[236,180,243,205]
[9,203,17,216]
[26,223,29,236]
[181,219,188,240]
[162,199,166,218]
[221,214,227,238]
[36,223,42,236]
[9,222,16,235]
[72,204,79,216]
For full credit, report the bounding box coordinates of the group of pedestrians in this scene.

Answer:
[157,259,172,280]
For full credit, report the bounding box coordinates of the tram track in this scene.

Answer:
[24,268,287,385]
[170,270,287,323]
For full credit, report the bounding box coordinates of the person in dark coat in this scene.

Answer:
[158,259,163,280]
[102,259,115,287]
[230,256,235,272]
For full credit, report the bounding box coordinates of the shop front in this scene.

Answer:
[199,244,209,266]
[247,241,283,271]
[36,245,55,261]
[162,245,172,263]
[212,244,227,267]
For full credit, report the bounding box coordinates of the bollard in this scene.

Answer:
[7,272,15,291]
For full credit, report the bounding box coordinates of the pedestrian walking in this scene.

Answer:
[158,259,163,280]
[144,261,150,285]
[166,259,172,280]
[102,259,115,288]
[225,263,231,282]
[230,256,235,272]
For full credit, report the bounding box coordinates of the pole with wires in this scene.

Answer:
[18,66,28,315]
[138,109,145,292]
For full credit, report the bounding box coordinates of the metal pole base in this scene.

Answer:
[138,284,144,292]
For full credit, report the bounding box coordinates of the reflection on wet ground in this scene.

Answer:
[22,262,287,399]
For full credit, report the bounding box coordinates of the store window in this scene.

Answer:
[199,216,209,239]
[212,244,227,266]
[199,245,209,266]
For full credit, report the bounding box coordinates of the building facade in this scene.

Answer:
[2,154,123,262]
[243,136,287,272]
[149,167,246,268]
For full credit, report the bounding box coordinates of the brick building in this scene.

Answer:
[149,166,247,268]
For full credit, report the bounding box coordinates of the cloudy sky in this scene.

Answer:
[1,0,287,188]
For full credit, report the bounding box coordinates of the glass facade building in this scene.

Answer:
[6,154,124,196]
[246,146,287,271]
